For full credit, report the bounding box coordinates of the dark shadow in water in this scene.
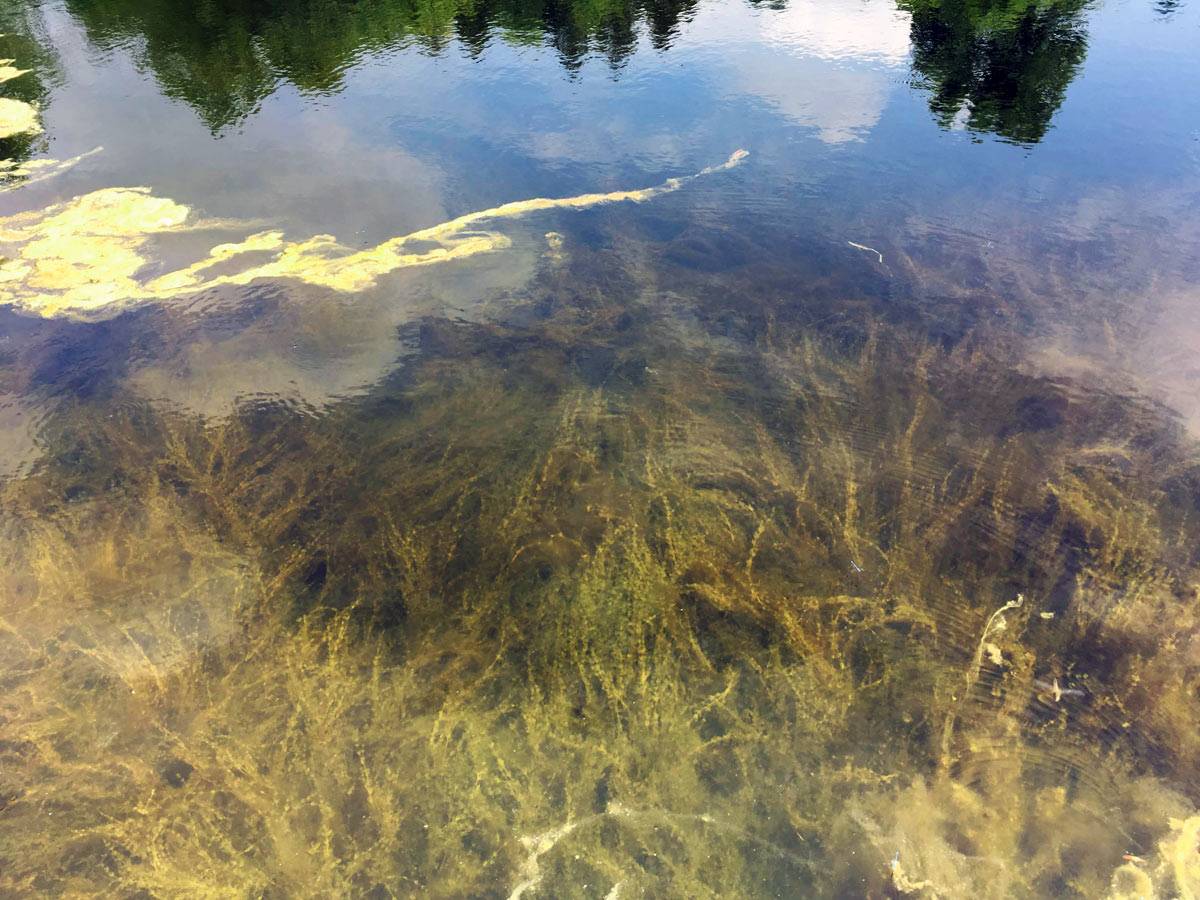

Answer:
[899,0,1090,144]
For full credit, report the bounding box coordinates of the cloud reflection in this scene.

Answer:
[694,0,911,143]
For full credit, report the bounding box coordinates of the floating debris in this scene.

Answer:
[983,641,1004,666]
[1033,678,1085,701]
[848,240,884,264]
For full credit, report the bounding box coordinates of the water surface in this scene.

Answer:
[1,0,1199,896]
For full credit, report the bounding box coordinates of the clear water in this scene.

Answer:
[1,0,1199,896]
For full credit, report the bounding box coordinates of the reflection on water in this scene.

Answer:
[66,0,704,131]
[902,0,1088,144]
[0,8,51,156]
[66,0,1090,142]
[63,0,1099,143]
[694,0,913,143]
[2,0,1200,896]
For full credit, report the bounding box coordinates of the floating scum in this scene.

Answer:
[0,150,749,319]
[0,148,102,189]
[0,77,37,140]
[0,60,31,86]
[0,43,34,134]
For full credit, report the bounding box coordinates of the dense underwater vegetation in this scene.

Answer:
[0,0,1198,896]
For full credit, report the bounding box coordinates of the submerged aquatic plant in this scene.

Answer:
[1,265,1198,897]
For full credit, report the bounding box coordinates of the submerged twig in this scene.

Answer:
[940,593,1025,769]
[967,593,1024,695]
[1033,678,1085,701]
[847,241,884,265]
[847,241,893,277]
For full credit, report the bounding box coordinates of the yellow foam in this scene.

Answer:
[0,148,102,190]
[0,97,39,137]
[0,59,31,83]
[0,150,748,319]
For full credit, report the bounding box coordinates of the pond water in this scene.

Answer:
[1,0,1199,896]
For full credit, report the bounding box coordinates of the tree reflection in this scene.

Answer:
[66,0,699,132]
[0,3,55,167]
[59,0,1102,143]
[899,0,1090,144]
